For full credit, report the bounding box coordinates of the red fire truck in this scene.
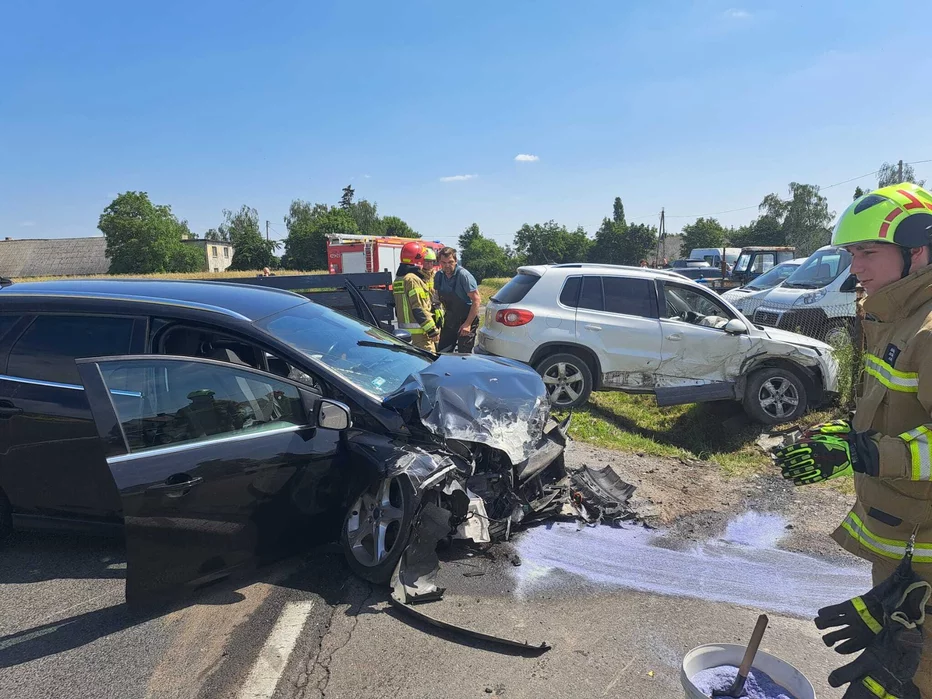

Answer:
[326,234,444,274]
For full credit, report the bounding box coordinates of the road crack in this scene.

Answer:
[299,580,375,699]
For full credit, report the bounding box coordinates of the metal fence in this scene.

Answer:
[745,299,857,347]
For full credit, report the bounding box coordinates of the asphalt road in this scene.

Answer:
[0,445,873,699]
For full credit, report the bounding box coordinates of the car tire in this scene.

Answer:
[822,320,854,347]
[340,474,417,584]
[743,367,809,425]
[535,352,593,409]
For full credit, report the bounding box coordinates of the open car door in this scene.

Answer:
[75,355,350,606]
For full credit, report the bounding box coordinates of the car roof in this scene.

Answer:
[0,279,308,322]
[522,263,709,284]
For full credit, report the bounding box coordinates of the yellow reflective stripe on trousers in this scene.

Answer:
[899,426,932,481]
[840,512,932,563]
[864,354,919,393]
[851,596,883,634]
[398,322,425,335]
[862,675,900,698]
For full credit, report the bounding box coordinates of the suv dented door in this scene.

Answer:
[75,355,344,605]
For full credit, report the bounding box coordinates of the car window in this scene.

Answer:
[745,263,799,290]
[663,285,734,327]
[559,276,581,307]
[749,254,776,274]
[578,276,603,311]
[491,273,539,304]
[602,277,655,318]
[256,303,431,397]
[0,315,22,341]
[782,248,852,289]
[8,315,135,385]
[98,359,307,453]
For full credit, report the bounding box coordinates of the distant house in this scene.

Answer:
[0,236,110,278]
[183,239,234,273]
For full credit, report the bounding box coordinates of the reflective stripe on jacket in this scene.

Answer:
[392,272,437,336]
[831,264,932,573]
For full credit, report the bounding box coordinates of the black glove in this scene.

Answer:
[773,424,879,485]
[828,580,931,698]
[816,555,924,654]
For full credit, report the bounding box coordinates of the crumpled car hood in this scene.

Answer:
[759,326,832,352]
[383,354,550,464]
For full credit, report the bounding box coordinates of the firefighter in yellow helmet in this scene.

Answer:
[392,241,440,351]
[422,247,445,331]
[773,183,932,698]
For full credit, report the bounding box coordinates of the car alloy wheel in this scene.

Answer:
[344,476,408,568]
[542,361,586,407]
[757,376,800,420]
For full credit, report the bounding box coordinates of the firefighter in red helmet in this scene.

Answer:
[392,241,440,351]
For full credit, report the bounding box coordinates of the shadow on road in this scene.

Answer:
[0,531,126,584]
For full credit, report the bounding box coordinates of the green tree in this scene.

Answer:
[284,203,358,270]
[620,223,657,265]
[340,185,355,209]
[458,223,482,251]
[759,183,834,256]
[514,221,591,265]
[460,233,515,283]
[219,206,279,271]
[204,227,228,242]
[853,186,865,200]
[590,217,626,264]
[877,161,926,188]
[348,199,384,237]
[99,191,204,274]
[612,197,626,226]
[679,217,726,257]
[381,215,419,239]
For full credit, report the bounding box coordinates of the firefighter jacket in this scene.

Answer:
[832,263,932,573]
[392,264,438,337]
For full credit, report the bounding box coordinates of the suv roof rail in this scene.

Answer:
[552,263,688,279]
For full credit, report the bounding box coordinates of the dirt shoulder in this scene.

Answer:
[564,440,860,564]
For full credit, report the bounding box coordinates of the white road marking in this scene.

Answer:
[237,600,315,699]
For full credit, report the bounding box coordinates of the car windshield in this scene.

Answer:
[745,262,800,290]
[782,249,852,289]
[733,253,751,273]
[256,302,431,397]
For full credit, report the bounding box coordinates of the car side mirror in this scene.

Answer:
[314,399,352,430]
[839,273,858,293]
[724,318,748,335]
[393,329,413,344]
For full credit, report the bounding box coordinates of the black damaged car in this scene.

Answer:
[0,279,578,605]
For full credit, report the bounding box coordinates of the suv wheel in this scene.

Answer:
[340,475,416,584]
[535,353,593,409]
[743,367,808,425]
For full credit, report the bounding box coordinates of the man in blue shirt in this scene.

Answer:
[435,246,481,353]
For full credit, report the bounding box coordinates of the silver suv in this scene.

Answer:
[476,264,839,424]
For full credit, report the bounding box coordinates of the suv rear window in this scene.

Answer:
[491,274,539,304]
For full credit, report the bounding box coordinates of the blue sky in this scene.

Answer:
[3,0,931,249]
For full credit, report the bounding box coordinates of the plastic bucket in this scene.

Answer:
[681,643,816,699]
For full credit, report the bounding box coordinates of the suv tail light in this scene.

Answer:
[496,309,534,327]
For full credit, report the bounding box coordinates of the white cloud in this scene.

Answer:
[724,8,750,19]
[363,174,371,179]
[439,174,478,182]
[514,154,540,162]
[19,221,36,227]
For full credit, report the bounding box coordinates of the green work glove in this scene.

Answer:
[804,419,854,437]
[773,430,879,485]
[816,555,924,654]
[828,580,931,698]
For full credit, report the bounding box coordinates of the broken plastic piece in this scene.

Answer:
[388,595,551,653]
[391,503,452,603]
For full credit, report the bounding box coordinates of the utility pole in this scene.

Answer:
[655,208,665,265]
[898,159,904,182]
[266,220,270,241]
